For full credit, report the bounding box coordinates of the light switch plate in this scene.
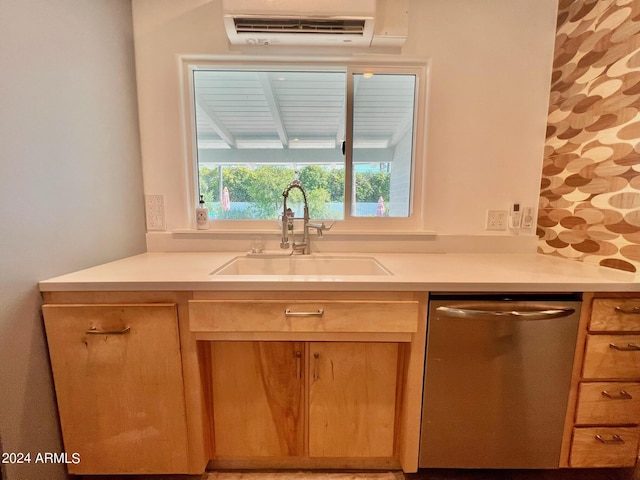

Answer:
[145,194,165,231]
[486,210,507,231]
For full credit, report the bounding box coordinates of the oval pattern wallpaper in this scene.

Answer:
[539,0,640,273]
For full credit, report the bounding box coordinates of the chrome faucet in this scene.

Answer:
[280,181,332,255]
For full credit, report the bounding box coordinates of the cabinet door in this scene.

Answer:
[308,342,398,458]
[208,341,305,457]
[42,304,188,474]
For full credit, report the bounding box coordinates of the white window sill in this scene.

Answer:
[170,228,438,239]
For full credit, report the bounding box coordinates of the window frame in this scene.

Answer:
[180,56,428,233]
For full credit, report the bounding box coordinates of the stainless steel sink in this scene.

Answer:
[210,255,392,276]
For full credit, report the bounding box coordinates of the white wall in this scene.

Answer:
[132,0,557,252]
[0,2,146,479]
[413,0,558,235]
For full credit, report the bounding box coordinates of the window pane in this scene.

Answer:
[351,73,416,217]
[193,69,346,220]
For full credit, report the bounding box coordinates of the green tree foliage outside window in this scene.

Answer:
[199,164,389,220]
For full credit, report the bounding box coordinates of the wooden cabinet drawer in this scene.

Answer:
[569,427,640,467]
[575,382,640,425]
[590,299,640,332]
[189,300,419,334]
[582,335,640,380]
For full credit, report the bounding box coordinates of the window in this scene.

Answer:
[187,62,425,229]
[350,72,416,217]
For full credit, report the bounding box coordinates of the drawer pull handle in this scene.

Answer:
[285,309,324,317]
[609,343,640,351]
[595,434,625,445]
[85,326,131,335]
[615,306,640,315]
[601,390,633,400]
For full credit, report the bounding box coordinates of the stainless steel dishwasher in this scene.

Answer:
[420,294,581,469]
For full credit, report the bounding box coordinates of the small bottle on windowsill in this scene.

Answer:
[196,195,209,230]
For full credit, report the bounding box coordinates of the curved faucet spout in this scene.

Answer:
[281,181,311,254]
[282,182,308,204]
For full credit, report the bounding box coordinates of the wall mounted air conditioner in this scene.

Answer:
[222,0,407,47]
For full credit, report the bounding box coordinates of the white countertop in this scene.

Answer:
[38,252,640,292]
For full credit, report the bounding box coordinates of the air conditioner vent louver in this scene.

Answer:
[233,18,366,35]
[221,0,408,47]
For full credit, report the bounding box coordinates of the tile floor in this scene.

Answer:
[205,473,401,480]
[405,469,635,480]
[84,468,640,480]
[201,469,638,480]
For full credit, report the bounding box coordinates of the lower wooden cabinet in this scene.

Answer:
[203,341,398,461]
[565,294,640,468]
[308,342,398,458]
[41,290,426,474]
[43,304,189,474]
[207,341,305,457]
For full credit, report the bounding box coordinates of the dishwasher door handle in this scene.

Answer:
[436,306,576,320]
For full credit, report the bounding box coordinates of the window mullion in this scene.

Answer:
[344,68,355,220]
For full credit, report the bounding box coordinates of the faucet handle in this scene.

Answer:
[306,221,335,238]
[307,221,335,231]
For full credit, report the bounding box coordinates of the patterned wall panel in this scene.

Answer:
[538,0,640,273]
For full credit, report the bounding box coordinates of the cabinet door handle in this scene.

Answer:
[313,352,320,380]
[295,351,302,379]
[609,343,640,351]
[285,309,324,317]
[615,306,640,315]
[601,390,633,400]
[85,326,131,335]
[595,434,625,444]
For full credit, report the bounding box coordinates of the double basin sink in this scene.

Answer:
[211,254,392,276]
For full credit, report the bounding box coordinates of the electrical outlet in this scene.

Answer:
[486,210,507,231]
[145,194,165,231]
